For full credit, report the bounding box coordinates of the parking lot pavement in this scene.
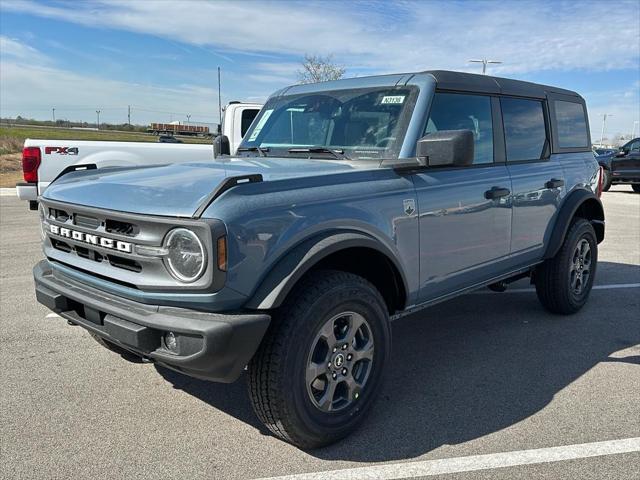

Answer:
[1,186,639,480]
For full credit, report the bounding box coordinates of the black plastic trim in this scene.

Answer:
[34,260,270,383]
[245,231,409,310]
[193,174,263,218]
[544,189,605,260]
[50,163,97,184]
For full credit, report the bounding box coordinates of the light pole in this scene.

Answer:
[96,110,101,130]
[600,113,613,146]
[469,59,502,74]
[186,114,191,125]
[52,108,55,123]
[632,120,639,138]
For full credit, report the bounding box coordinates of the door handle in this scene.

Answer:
[545,178,565,189]
[484,186,511,200]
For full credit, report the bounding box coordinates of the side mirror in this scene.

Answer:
[416,130,474,167]
[213,135,230,158]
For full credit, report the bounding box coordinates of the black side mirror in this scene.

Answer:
[213,135,230,157]
[416,130,474,167]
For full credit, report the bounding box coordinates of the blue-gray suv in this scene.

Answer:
[33,71,605,448]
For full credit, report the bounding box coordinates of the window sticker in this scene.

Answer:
[380,95,405,105]
[247,109,273,142]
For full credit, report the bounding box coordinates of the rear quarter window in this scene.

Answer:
[554,101,589,148]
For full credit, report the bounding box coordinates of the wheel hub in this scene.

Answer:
[306,312,374,412]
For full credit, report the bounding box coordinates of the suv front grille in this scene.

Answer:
[105,219,138,237]
[40,198,218,292]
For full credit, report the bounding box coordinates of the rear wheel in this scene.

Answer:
[632,184,640,193]
[247,270,391,448]
[535,218,598,314]
[601,169,612,192]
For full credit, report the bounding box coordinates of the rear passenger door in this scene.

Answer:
[413,92,512,303]
[502,97,564,266]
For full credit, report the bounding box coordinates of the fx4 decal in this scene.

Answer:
[45,147,79,155]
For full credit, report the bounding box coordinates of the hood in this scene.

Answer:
[42,157,357,217]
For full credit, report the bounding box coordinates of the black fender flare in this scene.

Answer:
[245,231,409,310]
[544,189,605,260]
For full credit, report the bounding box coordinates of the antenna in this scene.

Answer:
[218,66,222,134]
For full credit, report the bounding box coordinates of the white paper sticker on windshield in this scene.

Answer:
[247,109,273,141]
[381,95,405,105]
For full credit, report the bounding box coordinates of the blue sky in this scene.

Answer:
[1,0,638,142]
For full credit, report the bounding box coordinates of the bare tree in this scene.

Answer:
[296,54,346,84]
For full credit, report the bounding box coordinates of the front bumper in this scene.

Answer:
[34,260,270,382]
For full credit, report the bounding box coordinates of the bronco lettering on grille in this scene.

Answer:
[49,224,133,253]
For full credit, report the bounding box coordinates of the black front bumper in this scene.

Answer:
[34,260,270,382]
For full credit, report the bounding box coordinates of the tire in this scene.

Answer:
[601,169,612,192]
[535,218,598,314]
[632,184,640,193]
[247,270,391,449]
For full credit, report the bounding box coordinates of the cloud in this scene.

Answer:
[3,0,639,75]
[0,35,50,64]
[1,0,638,135]
[0,60,221,125]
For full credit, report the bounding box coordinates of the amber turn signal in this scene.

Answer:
[217,235,227,271]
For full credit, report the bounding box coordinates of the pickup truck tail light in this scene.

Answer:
[22,147,41,183]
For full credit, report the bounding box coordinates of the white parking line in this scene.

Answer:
[475,282,640,294]
[0,187,17,196]
[259,437,640,480]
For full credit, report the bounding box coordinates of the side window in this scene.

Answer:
[629,140,640,152]
[501,98,548,162]
[554,101,589,148]
[241,109,260,137]
[425,92,494,165]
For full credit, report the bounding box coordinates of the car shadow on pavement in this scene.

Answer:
[156,261,640,462]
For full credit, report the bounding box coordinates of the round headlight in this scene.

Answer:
[164,228,206,283]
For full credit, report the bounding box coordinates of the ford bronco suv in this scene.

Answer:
[33,71,604,449]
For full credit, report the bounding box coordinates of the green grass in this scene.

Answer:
[0,125,212,154]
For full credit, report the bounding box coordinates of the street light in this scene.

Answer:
[600,113,613,146]
[469,59,502,74]
[52,108,55,123]
[632,120,639,138]
[96,110,101,130]
[186,114,191,125]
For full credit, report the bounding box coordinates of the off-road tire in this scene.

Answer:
[247,270,391,449]
[632,184,640,193]
[601,169,612,192]
[535,218,597,314]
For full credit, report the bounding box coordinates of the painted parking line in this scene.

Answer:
[474,282,640,294]
[259,437,640,480]
[0,188,17,196]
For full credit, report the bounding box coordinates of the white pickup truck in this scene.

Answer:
[17,102,261,208]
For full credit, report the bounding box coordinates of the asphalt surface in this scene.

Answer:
[1,186,639,480]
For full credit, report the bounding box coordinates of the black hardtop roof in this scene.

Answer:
[423,70,582,99]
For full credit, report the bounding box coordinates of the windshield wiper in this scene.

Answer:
[288,147,350,160]
[237,146,270,157]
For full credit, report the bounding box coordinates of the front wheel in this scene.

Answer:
[535,218,598,314]
[247,270,391,448]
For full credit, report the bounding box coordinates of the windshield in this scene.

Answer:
[240,86,418,160]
